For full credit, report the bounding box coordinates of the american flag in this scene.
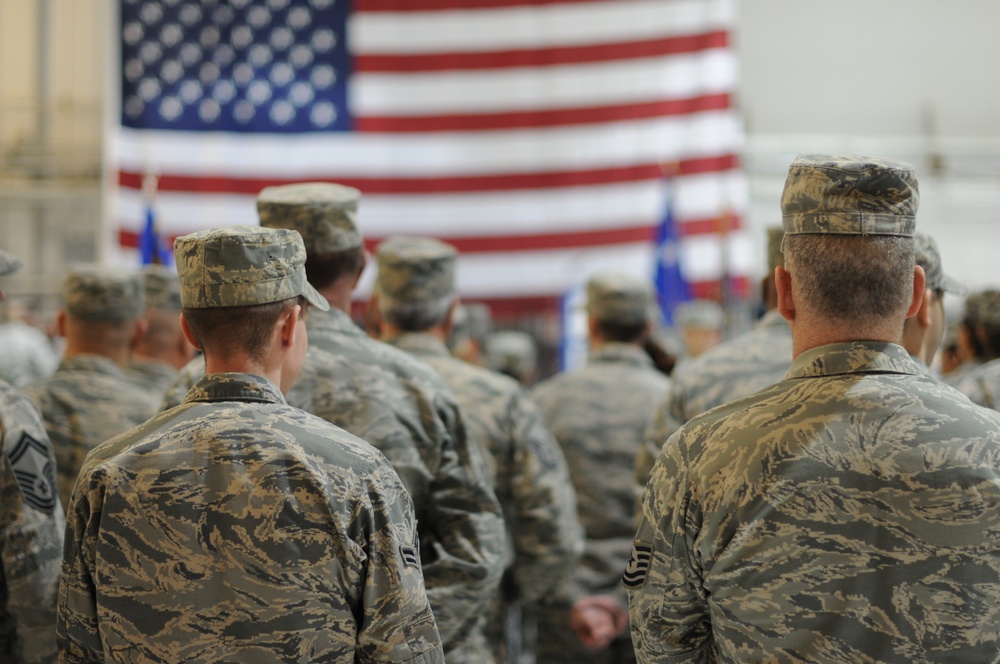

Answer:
[112,0,750,315]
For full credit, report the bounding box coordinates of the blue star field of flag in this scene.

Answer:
[121,0,351,133]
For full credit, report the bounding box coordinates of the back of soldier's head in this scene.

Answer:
[374,236,457,332]
[780,155,919,327]
[257,182,365,289]
[175,225,328,361]
[586,273,653,343]
[62,265,145,352]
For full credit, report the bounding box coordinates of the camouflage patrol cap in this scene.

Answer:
[174,225,329,311]
[374,236,457,303]
[977,290,1000,326]
[586,273,653,326]
[0,248,23,276]
[63,265,144,321]
[486,330,537,377]
[141,264,183,311]
[674,299,724,330]
[913,233,964,295]
[766,226,784,272]
[781,155,919,237]
[257,182,363,254]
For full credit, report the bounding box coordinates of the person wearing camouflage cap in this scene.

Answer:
[529,272,668,664]
[628,155,1000,662]
[125,264,197,401]
[672,299,724,365]
[449,302,493,367]
[635,226,794,487]
[58,226,444,662]
[950,289,1000,410]
[485,330,538,387]
[901,232,965,372]
[26,265,159,509]
[374,236,583,664]
[0,250,64,663]
[161,185,505,663]
[942,290,990,388]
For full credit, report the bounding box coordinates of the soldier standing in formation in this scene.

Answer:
[0,249,63,664]
[530,274,669,664]
[371,236,583,663]
[26,265,159,508]
[126,264,196,401]
[900,232,964,371]
[163,183,507,663]
[950,290,1000,410]
[636,227,793,485]
[58,226,444,662]
[628,155,1000,661]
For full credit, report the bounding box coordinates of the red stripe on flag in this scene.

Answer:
[356,93,731,133]
[118,154,738,196]
[356,31,728,73]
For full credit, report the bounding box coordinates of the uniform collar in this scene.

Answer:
[588,342,654,368]
[185,372,287,405]
[786,341,921,380]
[305,306,364,338]
[386,331,451,358]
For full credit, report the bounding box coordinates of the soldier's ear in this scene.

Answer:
[775,266,795,322]
[179,313,202,351]
[905,266,926,320]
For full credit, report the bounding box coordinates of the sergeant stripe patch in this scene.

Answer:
[400,545,419,568]
[7,432,58,513]
[622,543,653,588]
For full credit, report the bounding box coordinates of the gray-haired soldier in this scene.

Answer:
[530,273,669,664]
[901,232,964,372]
[0,249,63,664]
[162,184,506,662]
[26,265,159,508]
[126,264,196,401]
[636,227,793,486]
[57,226,444,663]
[373,236,582,664]
[628,155,1000,662]
[950,290,1000,410]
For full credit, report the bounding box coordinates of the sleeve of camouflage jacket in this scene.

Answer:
[505,389,583,602]
[627,433,714,664]
[356,461,445,664]
[419,395,506,649]
[0,387,63,664]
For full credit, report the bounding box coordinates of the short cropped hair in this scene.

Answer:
[594,318,648,344]
[379,294,453,332]
[304,247,365,291]
[183,295,305,363]
[783,234,914,327]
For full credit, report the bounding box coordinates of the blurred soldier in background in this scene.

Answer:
[950,289,1000,410]
[530,273,669,664]
[900,232,964,371]
[58,226,443,662]
[942,291,987,387]
[672,298,724,368]
[629,155,1000,661]
[26,265,158,508]
[373,236,582,664]
[449,302,493,367]
[0,249,63,664]
[636,227,792,485]
[126,264,196,401]
[485,330,539,387]
[0,296,58,389]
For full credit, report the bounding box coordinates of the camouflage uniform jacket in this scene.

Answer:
[161,308,505,662]
[125,358,178,404]
[628,341,1000,663]
[637,310,793,486]
[0,380,63,663]
[26,355,159,508]
[388,332,583,602]
[950,356,1000,411]
[58,372,444,664]
[532,343,669,604]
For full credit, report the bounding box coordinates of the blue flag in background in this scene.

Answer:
[139,205,171,266]
[653,189,690,326]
